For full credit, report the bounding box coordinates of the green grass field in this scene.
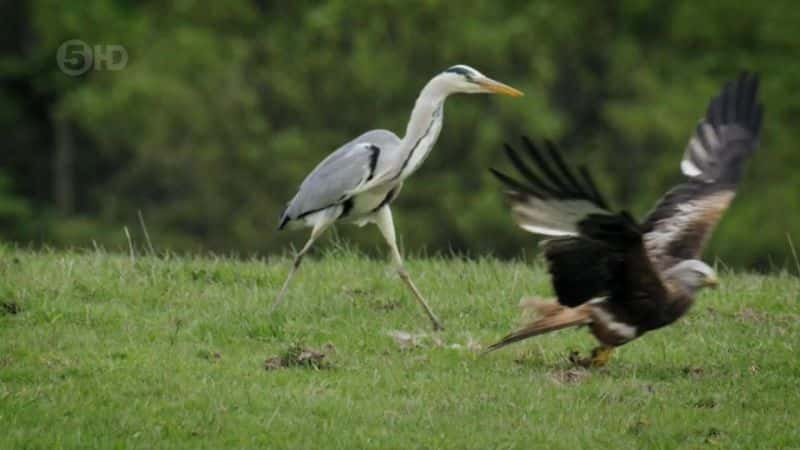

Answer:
[1,245,799,449]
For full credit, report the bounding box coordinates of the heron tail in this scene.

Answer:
[485,299,592,353]
[277,209,291,230]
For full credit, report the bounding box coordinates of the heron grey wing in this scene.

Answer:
[342,129,404,190]
[279,130,400,227]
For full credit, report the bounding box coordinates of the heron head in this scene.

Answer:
[439,65,523,97]
[664,259,719,293]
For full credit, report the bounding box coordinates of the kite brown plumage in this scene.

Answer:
[487,73,763,366]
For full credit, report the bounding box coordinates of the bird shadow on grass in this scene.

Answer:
[494,348,596,384]
[500,346,730,384]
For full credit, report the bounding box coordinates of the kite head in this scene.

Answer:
[665,260,719,293]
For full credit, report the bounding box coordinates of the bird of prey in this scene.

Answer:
[275,65,523,330]
[486,73,763,366]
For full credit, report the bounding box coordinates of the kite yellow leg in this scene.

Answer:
[589,346,615,367]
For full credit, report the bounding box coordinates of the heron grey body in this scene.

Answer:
[279,89,446,229]
[279,130,403,229]
[273,65,522,330]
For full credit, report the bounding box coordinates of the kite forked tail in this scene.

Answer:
[484,298,593,353]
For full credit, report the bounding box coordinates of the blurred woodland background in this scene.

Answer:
[1,1,799,270]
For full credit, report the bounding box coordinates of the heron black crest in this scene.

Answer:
[444,65,474,78]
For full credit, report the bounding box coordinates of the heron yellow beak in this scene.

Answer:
[704,275,720,288]
[477,78,524,97]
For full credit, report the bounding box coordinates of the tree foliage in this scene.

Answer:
[1,0,798,269]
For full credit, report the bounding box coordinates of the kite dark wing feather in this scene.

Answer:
[606,242,675,331]
[491,139,612,238]
[643,72,763,270]
[543,237,621,306]
[492,139,663,307]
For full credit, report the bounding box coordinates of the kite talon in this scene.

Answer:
[569,346,614,368]
[589,346,615,367]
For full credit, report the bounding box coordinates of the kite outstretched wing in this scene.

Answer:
[643,73,763,271]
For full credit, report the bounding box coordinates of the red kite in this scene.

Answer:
[487,73,763,366]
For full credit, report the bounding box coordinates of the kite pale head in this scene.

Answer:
[665,260,719,293]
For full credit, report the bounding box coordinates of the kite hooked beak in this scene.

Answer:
[704,275,720,289]
[476,77,524,97]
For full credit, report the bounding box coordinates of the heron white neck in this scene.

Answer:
[403,79,448,142]
[393,78,449,179]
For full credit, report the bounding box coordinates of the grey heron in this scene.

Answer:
[274,64,523,330]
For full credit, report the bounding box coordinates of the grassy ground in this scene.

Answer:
[1,244,799,449]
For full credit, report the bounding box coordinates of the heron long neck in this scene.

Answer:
[394,79,449,180]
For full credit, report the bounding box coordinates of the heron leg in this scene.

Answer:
[271,221,329,312]
[374,206,443,331]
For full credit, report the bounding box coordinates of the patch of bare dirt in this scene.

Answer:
[386,330,482,353]
[738,307,768,323]
[387,330,428,350]
[627,418,650,435]
[682,366,705,378]
[737,307,800,325]
[264,343,335,371]
[372,298,403,311]
[197,349,222,362]
[693,397,718,409]
[704,427,726,444]
[1,302,19,315]
[549,367,591,385]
